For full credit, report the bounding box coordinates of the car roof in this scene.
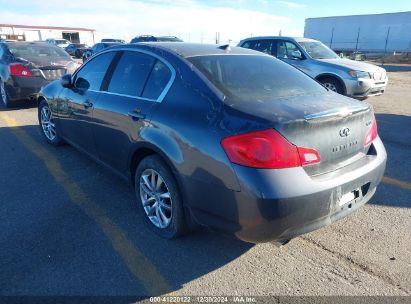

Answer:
[241,36,318,43]
[3,41,51,46]
[110,42,267,58]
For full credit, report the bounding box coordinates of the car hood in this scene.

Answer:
[318,58,385,72]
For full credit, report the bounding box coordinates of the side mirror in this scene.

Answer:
[60,74,72,88]
[290,50,303,60]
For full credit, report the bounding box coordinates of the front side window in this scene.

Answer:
[188,55,325,101]
[74,51,115,91]
[276,41,301,59]
[142,60,171,100]
[107,51,155,97]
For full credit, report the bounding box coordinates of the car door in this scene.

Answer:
[92,50,174,174]
[57,51,117,156]
[275,40,313,76]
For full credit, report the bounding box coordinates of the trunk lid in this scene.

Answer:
[226,92,374,176]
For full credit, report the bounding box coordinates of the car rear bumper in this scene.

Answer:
[346,77,388,98]
[7,76,50,101]
[183,137,386,243]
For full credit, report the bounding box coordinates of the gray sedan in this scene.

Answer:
[238,36,388,99]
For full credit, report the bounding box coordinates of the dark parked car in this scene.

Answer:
[82,42,122,62]
[65,43,90,58]
[0,41,79,108]
[37,43,386,244]
[130,35,183,43]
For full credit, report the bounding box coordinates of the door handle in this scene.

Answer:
[128,108,146,120]
[83,100,93,108]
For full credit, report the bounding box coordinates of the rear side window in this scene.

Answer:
[142,60,171,100]
[242,40,274,55]
[75,51,115,91]
[188,55,325,101]
[107,51,155,97]
[253,40,274,55]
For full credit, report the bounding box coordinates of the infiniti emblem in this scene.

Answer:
[339,127,350,137]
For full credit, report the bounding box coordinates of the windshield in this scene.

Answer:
[9,44,71,61]
[188,55,326,101]
[298,41,339,59]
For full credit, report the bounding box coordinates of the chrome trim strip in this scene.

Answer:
[99,90,157,102]
[304,105,370,121]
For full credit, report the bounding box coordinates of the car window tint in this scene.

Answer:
[188,55,325,101]
[107,51,155,97]
[252,40,273,55]
[75,51,115,91]
[142,60,171,100]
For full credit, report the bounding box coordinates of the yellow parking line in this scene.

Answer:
[0,112,173,295]
[382,176,411,191]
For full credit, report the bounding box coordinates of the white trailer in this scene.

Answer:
[304,11,411,52]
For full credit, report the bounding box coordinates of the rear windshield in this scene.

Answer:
[9,44,71,61]
[188,55,325,101]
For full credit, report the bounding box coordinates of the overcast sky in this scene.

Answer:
[1,0,411,43]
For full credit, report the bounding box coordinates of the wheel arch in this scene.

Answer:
[315,73,347,95]
[128,143,198,228]
[128,142,181,189]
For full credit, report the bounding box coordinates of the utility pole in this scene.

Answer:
[330,27,334,49]
[383,26,391,65]
[355,27,360,51]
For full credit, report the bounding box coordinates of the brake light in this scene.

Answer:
[9,63,33,77]
[364,116,378,146]
[221,129,320,169]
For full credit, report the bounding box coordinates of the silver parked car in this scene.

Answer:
[238,36,388,99]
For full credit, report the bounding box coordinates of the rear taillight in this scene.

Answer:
[221,129,320,169]
[9,63,33,77]
[364,116,378,146]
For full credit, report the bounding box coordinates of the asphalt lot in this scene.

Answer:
[0,65,410,299]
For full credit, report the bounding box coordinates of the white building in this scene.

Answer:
[0,24,95,46]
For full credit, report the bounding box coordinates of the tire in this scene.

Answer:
[38,100,63,145]
[74,50,81,58]
[0,80,12,108]
[320,77,344,95]
[135,155,187,239]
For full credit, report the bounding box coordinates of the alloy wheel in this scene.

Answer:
[40,105,57,141]
[323,82,337,92]
[140,169,173,229]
